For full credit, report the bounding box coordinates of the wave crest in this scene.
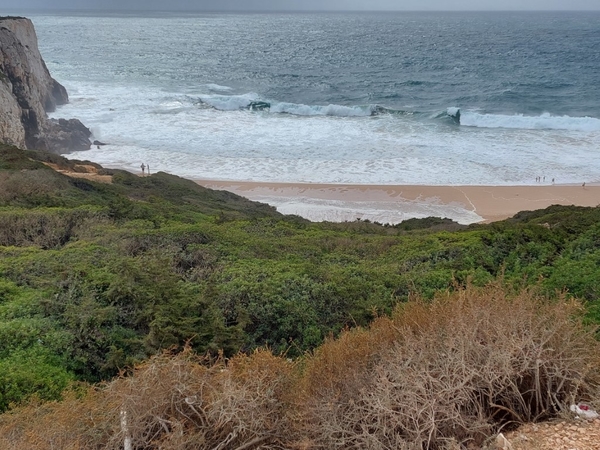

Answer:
[196,93,405,117]
[460,111,600,132]
[270,102,372,117]
[196,93,600,131]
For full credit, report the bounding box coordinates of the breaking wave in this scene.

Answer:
[448,108,600,132]
[177,92,600,131]
[195,93,410,117]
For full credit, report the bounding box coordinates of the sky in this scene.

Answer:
[3,0,600,11]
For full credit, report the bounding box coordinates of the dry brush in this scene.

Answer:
[1,284,599,450]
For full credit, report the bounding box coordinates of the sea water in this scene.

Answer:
[23,11,600,222]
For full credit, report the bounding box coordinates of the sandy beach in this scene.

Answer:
[196,180,600,224]
[52,162,600,225]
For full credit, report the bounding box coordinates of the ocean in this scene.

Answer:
[22,11,600,221]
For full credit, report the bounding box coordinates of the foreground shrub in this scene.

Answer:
[102,348,294,450]
[4,393,115,450]
[0,348,295,450]
[298,284,600,449]
[1,285,599,450]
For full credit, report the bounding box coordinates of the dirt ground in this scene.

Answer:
[503,418,600,450]
[43,162,113,183]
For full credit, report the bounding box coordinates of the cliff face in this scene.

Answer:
[0,17,90,153]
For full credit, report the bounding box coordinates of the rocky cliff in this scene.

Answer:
[0,16,91,153]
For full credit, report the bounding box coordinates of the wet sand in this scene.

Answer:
[195,180,600,224]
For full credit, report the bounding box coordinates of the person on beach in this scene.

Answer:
[147,164,150,175]
[141,163,146,176]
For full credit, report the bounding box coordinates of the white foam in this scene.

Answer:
[196,93,374,117]
[270,102,371,117]
[460,111,600,132]
[204,84,233,92]
[198,93,259,110]
[446,106,460,117]
[56,81,600,190]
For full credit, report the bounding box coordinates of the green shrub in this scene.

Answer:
[0,347,73,412]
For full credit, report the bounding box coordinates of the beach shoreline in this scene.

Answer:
[53,161,600,225]
[194,179,600,225]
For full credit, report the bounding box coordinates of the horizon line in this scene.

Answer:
[4,8,600,13]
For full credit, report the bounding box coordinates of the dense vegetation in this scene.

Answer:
[2,286,599,450]
[1,142,600,421]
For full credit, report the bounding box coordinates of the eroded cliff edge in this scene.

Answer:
[0,16,91,153]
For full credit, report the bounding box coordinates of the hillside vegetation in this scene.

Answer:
[1,143,600,447]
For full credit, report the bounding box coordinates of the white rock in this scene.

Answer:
[496,432,514,450]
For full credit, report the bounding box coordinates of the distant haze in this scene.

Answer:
[3,0,600,11]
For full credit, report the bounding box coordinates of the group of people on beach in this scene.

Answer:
[536,176,588,188]
[535,176,555,184]
[140,163,150,176]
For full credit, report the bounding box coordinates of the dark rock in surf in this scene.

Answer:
[247,101,271,111]
[371,105,389,116]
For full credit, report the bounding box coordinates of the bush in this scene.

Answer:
[0,386,114,450]
[103,348,294,450]
[0,347,74,412]
[0,348,295,450]
[0,207,107,248]
[298,283,600,449]
[0,170,68,207]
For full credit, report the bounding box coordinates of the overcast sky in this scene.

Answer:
[3,0,600,11]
